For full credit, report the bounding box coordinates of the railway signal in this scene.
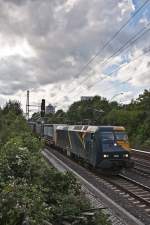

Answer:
[41,99,45,117]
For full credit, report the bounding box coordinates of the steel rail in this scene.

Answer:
[43,148,145,225]
[132,149,150,155]
[133,165,150,176]
[134,161,150,170]
[131,156,150,176]
[105,174,150,208]
[119,174,150,193]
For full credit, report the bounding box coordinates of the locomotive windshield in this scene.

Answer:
[101,131,128,142]
[115,131,128,141]
[101,132,114,141]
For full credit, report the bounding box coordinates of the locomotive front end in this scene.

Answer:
[98,126,134,173]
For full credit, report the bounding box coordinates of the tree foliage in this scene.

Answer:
[0,101,110,225]
[36,89,150,150]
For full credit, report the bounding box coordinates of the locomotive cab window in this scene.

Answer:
[115,132,128,141]
[101,132,114,141]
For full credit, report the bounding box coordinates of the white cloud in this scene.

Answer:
[0,0,149,111]
[116,48,150,87]
[118,0,135,16]
[0,38,36,58]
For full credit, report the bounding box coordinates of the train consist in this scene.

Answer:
[29,122,134,173]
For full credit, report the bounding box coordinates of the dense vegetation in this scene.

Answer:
[0,101,111,225]
[32,89,150,150]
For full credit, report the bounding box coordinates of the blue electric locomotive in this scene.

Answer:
[28,122,133,173]
[55,125,133,172]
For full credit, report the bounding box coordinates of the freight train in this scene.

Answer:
[29,122,134,173]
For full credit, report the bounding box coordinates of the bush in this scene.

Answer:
[0,101,111,225]
[141,138,150,151]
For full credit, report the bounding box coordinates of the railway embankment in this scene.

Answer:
[43,147,150,225]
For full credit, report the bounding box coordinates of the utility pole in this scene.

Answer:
[26,90,30,120]
[26,90,42,120]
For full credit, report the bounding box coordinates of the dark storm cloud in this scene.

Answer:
[0,0,146,98]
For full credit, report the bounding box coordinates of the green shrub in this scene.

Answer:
[0,101,111,225]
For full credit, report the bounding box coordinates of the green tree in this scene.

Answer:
[0,101,111,225]
[3,101,23,116]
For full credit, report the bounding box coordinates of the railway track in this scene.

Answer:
[131,149,150,176]
[133,158,150,176]
[131,149,150,160]
[105,174,150,208]
[43,148,150,225]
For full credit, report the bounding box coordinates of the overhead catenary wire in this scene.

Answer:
[90,46,150,88]
[57,3,150,103]
[57,0,150,108]
[99,24,150,68]
[62,25,150,101]
[58,46,150,108]
[70,0,150,82]
[71,23,150,93]
[72,43,150,99]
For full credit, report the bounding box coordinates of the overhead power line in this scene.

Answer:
[57,46,150,108]
[72,0,150,81]
[66,25,150,99]
[57,1,150,104]
[72,46,150,98]
[100,24,150,68]
[57,0,150,108]
[85,46,150,91]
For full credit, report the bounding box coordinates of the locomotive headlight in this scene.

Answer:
[124,154,129,158]
[103,154,109,158]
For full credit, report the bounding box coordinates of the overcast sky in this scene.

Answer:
[0,0,150,112]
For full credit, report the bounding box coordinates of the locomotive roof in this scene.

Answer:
[99,126,125,131]
[44,123,66,126]
[56,125,125,133]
